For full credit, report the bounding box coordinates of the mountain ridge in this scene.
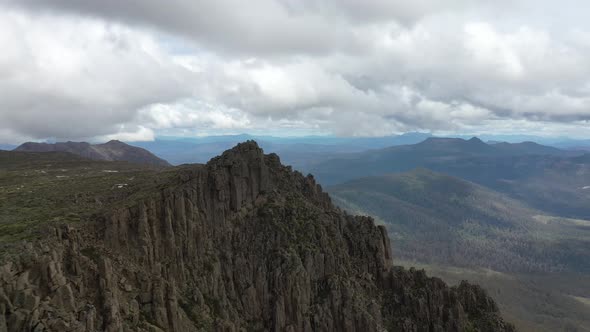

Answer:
[14,140,170,167]
[310,137,590,219]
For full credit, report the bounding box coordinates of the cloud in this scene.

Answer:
[98,126,156,143]
[4,0,360,56]
[0,9,193,142]
[4,0,482,56]
[139,101,251,130]
[2,0,590,142]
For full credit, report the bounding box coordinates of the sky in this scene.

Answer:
[1,0,590,143]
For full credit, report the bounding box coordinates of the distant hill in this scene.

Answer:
[0,144,16,151]
[415,137,496,154]
[490,141,571,155]
[14,140,170,166]
[311,137,590,218]
[311,137,580,185]
[406,137,575,157]
[553,138,590,149]
[567,145,590,152]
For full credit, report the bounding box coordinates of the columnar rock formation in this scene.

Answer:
[0,141,514,331]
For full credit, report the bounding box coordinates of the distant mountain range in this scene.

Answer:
[309,137,590,218]
[488,140,574,155]
[14,140,170,167]
[312,136,584,184]
[124,133,588,173]
[6,132,590,167]
[128,132,434,167]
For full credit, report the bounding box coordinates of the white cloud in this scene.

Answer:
[99,126,156,142]
[140,101,251,130]
[2,0,590,142]
[0,9,192,141]
[463,22,524,80]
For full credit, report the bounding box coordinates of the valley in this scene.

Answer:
[329,168,590,331]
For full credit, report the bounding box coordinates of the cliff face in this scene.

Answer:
[0,141,514,332]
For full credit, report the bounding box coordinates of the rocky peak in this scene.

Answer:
[0,142,514,332]
[102,139,125,146]
[468,136,485,144]
[206,140,268,175]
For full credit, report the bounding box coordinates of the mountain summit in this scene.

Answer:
[0,141,513,331]
[414,136,495,154]
[14,140,170,166]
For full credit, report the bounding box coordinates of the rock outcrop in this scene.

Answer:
[14,140,170,167]
[0,141,514,331]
